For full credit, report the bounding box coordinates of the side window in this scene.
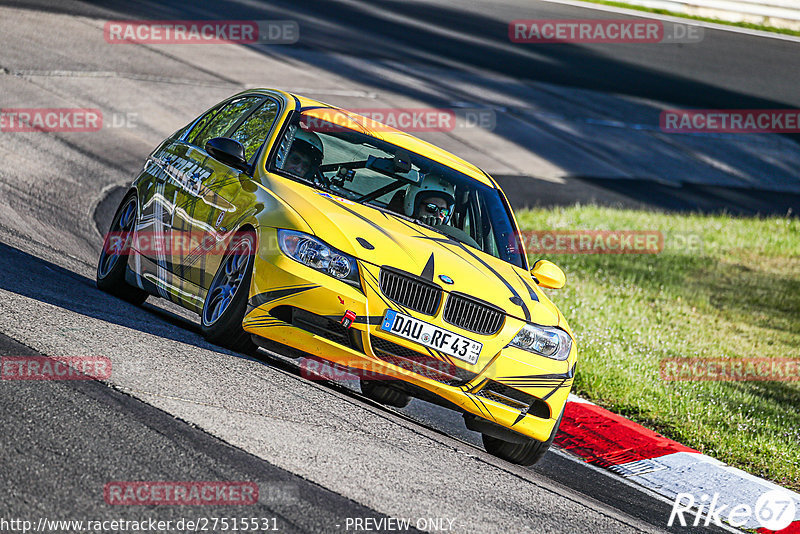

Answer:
[184,103,225,143]
[191,96,262,149]
[228,99,280,162]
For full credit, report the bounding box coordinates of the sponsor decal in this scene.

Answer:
[340,310,357,328]
[150,149,212,196]
[314,190,354,205]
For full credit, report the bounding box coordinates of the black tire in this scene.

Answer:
[200,229,258,355]
[360,379,411,408]
[96,192,148,305]
[482,405,565,466]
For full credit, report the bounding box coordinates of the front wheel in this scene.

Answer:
[96,192,148,305]
[482,405,564,466]
[200,230,258,354]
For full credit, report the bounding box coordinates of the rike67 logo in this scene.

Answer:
[669,489,797,530]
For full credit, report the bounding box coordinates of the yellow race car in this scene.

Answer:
[97,89,576,465]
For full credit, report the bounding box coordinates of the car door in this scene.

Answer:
[174,96,281,306]
[134,100,228,302]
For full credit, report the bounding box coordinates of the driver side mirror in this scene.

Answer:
[531,259,566,289]
[205,137,248,171]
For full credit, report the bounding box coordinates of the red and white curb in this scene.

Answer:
[557,394,800,532]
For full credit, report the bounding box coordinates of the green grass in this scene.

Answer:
[515,206,800,491]
[578,0,800,37]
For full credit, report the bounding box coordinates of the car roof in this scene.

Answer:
[248,88,497,188]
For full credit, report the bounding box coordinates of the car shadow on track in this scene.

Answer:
[0,241,238,356]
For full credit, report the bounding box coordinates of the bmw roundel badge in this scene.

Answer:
[439,274,454,285]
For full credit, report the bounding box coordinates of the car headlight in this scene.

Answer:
[509,323,572,361]
[278,230,361,288]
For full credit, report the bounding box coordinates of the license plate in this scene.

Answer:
[379,309,482,365]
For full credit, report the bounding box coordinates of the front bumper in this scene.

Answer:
[244,228,576,443]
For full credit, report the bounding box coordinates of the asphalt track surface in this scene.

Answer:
[0,0,794,532]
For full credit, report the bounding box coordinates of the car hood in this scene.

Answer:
[270,178,562,327]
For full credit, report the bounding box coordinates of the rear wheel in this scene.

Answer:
[200,230,257,354]
[360,379,411,408]
[482,405,564,466]
[96,192,148,305]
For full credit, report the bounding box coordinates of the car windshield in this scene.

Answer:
[269,111,526,268]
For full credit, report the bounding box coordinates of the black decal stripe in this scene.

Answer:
[245,323,285,329]
[243,318,285,327]
[541,379,568,404]
[392,216,434,237]
[361,267,400,313]
[421,345,452,365]
[412,233,530,320]
[413,234,459,246]
[512,377,568,427]
[499,377,569,384]
[249,285,318,307]
[498,380,563,388]
[468,379,491,394]
[466,394,496,422]
[456,243,530,321]
[499,364,576,382]
[421,253,435,281]
[516,272,539,303]
[432,347,457,366]
[500,382,572,390]
[318,196,407,250]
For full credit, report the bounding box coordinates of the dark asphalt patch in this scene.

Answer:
[93,185,128,238]
[494,174,800,216]
[0,331,420,533]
